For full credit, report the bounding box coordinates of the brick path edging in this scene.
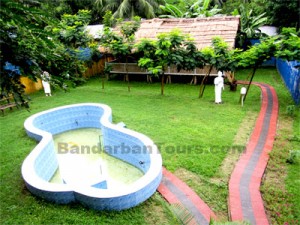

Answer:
[157,82,278,225]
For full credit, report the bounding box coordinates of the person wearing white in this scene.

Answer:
[41,71,52,96]
[214,71,224,104]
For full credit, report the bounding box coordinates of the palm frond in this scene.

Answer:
[141,0,155,18]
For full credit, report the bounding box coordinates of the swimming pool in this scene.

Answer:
[22,103,162,210]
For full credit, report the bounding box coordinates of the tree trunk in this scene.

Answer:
[102,75,105,89]
[190,76,197,85]
[102,54,107,89]
[199,65,213,98]
[127,75,130,92]
[125,57,130,92]
[161,74,165,95]
[243,66,257,102]
[166,75,171,84]
[147,75,152,83]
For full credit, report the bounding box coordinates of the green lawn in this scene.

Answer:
[0,68,298,224]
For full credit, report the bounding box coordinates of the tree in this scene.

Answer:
[159,0,222,18]
[53,10,91,49]
[222,0,299,29]
[39,0,72,20]
[101,14,141,91]
[237,37,277,101]
[159,3,185,18]
[274,28,300,61]
[265,0,299,29]
[0,0,86,105]
[199,37,241,97]
[40,0,102,24]
[230,3,269,50]
[237,4,268,39]
[188,0,222,17]
[163,0,195,12]
[95,0,162,19]
[137,29,202,95]
[237,28,300,102]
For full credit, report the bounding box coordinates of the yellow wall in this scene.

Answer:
[20,58,112,94]
[20,76,43,94]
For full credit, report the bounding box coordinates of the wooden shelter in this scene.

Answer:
[107,16,240,82]
[134,16,240,50]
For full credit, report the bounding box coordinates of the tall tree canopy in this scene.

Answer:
[265,0,299,29]
[0,0,85,103]
[95,0,163,19]
[222,0,299,29]
[160,0,222,18]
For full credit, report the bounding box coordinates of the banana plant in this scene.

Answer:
[160,0,222,18]
[239,4,269,39]
[188,0,222,18]
[159,3,184,18]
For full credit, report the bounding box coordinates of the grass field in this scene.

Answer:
[0,68,299,224]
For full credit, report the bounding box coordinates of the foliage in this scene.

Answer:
[119,17,141,40]
[286,150,300,164]
[209,37,241,72]
[163,0,195,12]
[221,1,269,48]
[39,0,73,20]
[221,0,265,16]
[100,15,141,91]
[0,0,86,105]
[237,28,300,68]
[159,0,222,18]
[52,9,103,68]
[238,4,268,39]
[95,0,162,19]
[102,10,116,28]
[135,39,157,58]
[180,38,205,71]
[52,10,91,48]
[188,0,222,17]
[137,29,201,76]
[237,38,276,68]
[159,3,185,18]
[40,0,103,24]
[101,16,141,59]
[198,37,241,96]
[274,28,300,61]
[137,29,204,95]
[235,28,300,102]
[265,0,299,28]
[222,0,299,29]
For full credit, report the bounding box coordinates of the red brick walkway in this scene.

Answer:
[229,82,278,225]
[158,167,216,225]
[157,82,278,225]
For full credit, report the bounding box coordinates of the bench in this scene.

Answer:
[0,95,18,115]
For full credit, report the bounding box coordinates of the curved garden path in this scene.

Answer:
[157,82,279,225]
[229,82,278,224]
[158,167,216,225]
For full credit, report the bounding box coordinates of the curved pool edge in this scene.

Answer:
[22,103,163,210]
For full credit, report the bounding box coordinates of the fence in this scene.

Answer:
[276,59,300,105]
